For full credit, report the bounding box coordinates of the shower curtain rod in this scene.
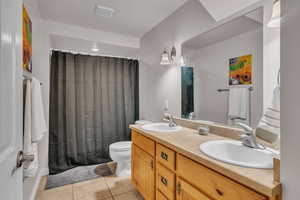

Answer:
[50,48,139,60]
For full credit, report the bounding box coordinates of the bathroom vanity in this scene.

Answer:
[129,124,281,200]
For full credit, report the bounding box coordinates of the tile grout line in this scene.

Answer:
[103,177,116,200]
[71,184,74,200]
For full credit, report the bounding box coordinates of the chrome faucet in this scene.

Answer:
[188,112,195,120]
[236,123,264,149]
[168,115,177,128]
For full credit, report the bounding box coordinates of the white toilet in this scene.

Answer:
[109,120,151,177]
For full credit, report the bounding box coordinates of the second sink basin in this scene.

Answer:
[142,123,182,132]
[200,140,277,169]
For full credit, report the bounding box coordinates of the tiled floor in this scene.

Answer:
[36,175,143,200]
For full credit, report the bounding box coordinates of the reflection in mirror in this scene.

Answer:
[181,8,264,128]
[181,67,194,119]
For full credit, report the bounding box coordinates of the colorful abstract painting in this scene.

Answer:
[229,54,252,86]
[23,5,32,72]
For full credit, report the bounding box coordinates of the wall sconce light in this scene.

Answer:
[160,49,171,65]
[170,46,176,63]
[160,46,177,65]
[268,0,281,28]
[180,56,186,66]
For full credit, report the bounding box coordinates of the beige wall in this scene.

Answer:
[138,0,216,121]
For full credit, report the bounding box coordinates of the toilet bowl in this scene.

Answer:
[109,120,151,177]
[109,141,132,177]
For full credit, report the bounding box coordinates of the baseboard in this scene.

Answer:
[39,167,49,176]
[28,167,48,200]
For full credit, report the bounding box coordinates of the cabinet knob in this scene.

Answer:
[150,160,154,169]
[160,176,168,186]
[216,188,223,196]
[160,152,168,161]
[176,182,181,195]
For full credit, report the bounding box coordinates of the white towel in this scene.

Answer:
[23,80,38,177]
[256,86,280,145]
[265,108,280,120]
[24,80,33,155]
[23,143,39,178]
[31,77,47,142]
[228,87,249,121]
[271,86,280,111]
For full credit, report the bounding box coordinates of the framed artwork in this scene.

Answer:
[23,5,32,72]
[229,54,252,86]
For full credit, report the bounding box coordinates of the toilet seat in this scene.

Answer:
[109,141,131,152]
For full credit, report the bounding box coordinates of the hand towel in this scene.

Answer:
[228,87,249,121]
[31,77,47,142]
[24,80,33,155]
[256,87,280,146]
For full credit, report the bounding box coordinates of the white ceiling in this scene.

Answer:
[245,8,264,23]
[183,13,262,49]
[198,0,262,21]
[38,0,187,38]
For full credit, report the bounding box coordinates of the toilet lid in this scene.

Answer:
[110,141,132,152]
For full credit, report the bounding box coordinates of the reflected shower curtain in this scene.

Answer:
[49,51,139,174]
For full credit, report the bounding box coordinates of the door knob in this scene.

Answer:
[11,151,34,175]
[16,151,34,168]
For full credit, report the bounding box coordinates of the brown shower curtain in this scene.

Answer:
[49,51,139,174]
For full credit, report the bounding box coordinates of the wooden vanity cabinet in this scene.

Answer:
[132,131,155,200]
[176,178,212,200]
[156,144,176,171]
[156,163,176,200]
[176,155,267,200]
[131,130,278,200]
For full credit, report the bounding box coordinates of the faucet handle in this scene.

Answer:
[164,113,171,120]
[236,122,253,135]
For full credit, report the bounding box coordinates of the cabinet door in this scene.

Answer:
[177,178,212,200]
[132,144,155,200]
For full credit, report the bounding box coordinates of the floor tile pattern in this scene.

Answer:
[36,175,143,200]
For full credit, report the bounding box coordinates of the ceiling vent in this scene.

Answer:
[95,5,114,18]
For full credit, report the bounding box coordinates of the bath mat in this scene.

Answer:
[45,163,114,189]
[94,164,114,177]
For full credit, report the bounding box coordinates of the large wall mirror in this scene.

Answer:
[181,8,264,128]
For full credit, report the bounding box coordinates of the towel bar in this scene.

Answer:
[217,86,253,126]
[217,87,253,92]
[23,74,42,85]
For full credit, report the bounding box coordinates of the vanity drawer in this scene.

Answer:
[132,131,155,156]
[156,190,169,200]
[157,163,176,200]
[156,144,176,171]
[177,154,267,200]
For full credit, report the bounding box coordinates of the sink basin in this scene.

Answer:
[200,140,278,169]
[141,123,183,133]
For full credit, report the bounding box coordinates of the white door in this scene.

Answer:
[0,0,23,199]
